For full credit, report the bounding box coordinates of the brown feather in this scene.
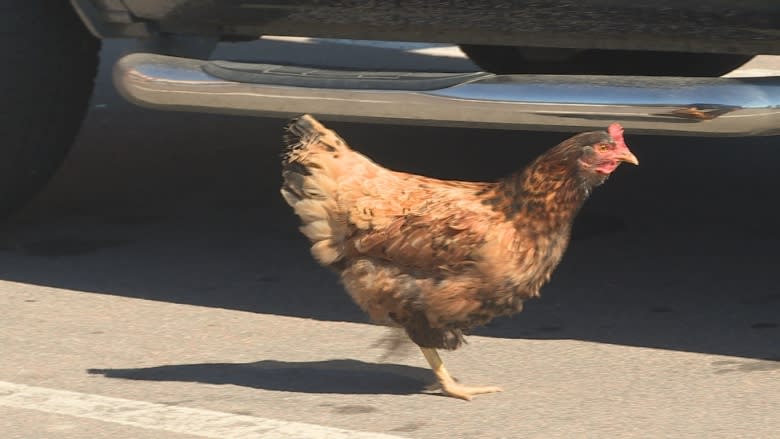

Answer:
[281,115,633,350]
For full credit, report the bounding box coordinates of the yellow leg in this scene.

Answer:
[419,347,503,401]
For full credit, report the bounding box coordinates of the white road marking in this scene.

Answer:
[260,37,780,73]
[0,381,405,439]
[724,68,780,78]
[260,36,466,59]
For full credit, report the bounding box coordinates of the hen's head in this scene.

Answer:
[562,123,639,186]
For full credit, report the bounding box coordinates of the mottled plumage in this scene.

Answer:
[281,115,637,400]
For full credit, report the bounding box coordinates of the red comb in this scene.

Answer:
[608,123,626,146]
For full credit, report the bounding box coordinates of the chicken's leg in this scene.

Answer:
[419,347,502,401]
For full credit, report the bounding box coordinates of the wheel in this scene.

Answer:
[0,1,100,218]
[459,45,752,77]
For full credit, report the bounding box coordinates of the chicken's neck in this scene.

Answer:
[488,158,592,295]
[499,156,591,235]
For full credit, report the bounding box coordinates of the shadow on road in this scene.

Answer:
[1,115,777,363]
[0,40,778,363]
[88,359,430,395]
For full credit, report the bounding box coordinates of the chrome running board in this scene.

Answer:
[114,53,780,136]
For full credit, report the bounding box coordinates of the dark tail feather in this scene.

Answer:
[282,114,326,164]
[280,114,345,266]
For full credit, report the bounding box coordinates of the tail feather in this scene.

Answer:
[282,114,348,164]
[281,115,355,266]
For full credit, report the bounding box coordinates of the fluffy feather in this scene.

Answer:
[281,115,636,350]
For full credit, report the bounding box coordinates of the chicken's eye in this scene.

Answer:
[595,144,610,153]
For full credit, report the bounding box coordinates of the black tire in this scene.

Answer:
[459,45,753,77]
[0,1,100,218]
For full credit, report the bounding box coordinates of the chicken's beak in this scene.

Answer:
[617,150,639,166]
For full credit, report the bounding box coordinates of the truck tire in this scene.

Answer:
[0,1,100,218]
[459,45,752,77]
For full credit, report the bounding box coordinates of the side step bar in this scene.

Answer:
[114,53,780,136]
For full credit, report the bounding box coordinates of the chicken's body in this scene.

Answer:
[281,115,637,400]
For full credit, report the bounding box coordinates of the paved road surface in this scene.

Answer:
[1,39,778,438]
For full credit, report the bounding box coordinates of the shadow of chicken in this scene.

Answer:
[281,115,638,400]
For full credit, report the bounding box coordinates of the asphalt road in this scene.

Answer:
[1,39,778,438]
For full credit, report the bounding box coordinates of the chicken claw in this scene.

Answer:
[420,347,503,401]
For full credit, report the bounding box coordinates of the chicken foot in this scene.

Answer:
[420,347,503,401]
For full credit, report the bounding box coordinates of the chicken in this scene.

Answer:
[281,115,638,400]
